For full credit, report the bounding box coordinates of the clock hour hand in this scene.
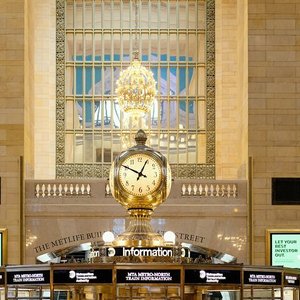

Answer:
[137,160,148,181]
[122,165,140,175]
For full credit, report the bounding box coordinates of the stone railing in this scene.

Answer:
[35,183,91,198]
[27,179,246,201]
[180,183,238,197]
[26,179,104,199]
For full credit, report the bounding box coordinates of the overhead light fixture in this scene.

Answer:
[102,231,115,244]
[115,0,157,116]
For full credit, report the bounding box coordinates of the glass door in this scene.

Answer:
[7,286,50,300]
[243,287,282,300]
[184,286,241,300]
[54,285,114,300]
[116,285,181,299]
[0,288,4,300]
[283,288,299,300]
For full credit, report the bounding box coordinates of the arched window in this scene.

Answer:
[56,0,215,178]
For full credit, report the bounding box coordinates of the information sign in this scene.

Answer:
[7,270,50,285]
[116,269,181,284]
[244,271,282,285]
[284,274,299,287]
[53,269,113,284]
[185,269,241,284]
[89,246,188,259]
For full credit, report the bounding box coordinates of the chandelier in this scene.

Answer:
[115,1,157,116]
[116,51,156,115]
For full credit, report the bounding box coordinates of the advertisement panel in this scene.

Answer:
[266,230,300,268]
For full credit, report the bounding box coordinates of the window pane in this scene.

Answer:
[66,33,74,61]
[84,1,93,29]
[75,99,83,129]
[85,33,93,61]
[84,133,93,162]
[65,100,74,130]
[198,1,206,30]
[85,67,92,94]
[65,67,74,96]
[75,34,83,61]
[75,0,83,29]
[66,1,74,29]
[103,133,112,162]
[95,33,102,61]
[75,133,83,163]
[95,134,102,162]
[198,134,206,164]
[84,100,92,128]
[65,134,74,163]
[94,100,101,128]
[179,100,187,129]
[188,99,196,129]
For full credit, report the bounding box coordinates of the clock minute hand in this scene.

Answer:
[122,165,140,175]
[137,160,148,181]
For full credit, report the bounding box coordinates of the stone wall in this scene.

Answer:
[27,0,56,179]
[248,0,300,265]
[0,0,24,264]
[215,0,248,179]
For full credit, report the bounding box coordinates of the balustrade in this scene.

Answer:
[35,183,91,198]
[30,180,244,200]
[181,183,238,198]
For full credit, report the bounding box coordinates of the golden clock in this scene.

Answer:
[109,129,172,211]
[119,153,162,197]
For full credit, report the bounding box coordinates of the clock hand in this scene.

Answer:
[137,160,148,181]
[122,165,140,175]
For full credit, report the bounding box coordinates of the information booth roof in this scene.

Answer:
[1,263,299,289]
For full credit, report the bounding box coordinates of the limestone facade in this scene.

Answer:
[248,0,300,265]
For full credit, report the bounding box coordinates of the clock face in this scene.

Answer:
[118,153,162,197]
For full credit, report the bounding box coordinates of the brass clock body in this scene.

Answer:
[109,130,172,211]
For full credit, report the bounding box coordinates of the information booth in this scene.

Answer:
[6,265,51,300]
[0,268,5,300]
[2,264,299,300]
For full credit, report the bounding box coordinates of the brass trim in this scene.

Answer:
[248,156,253,264]
[0,228,7,265]
[20,155,24,264]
